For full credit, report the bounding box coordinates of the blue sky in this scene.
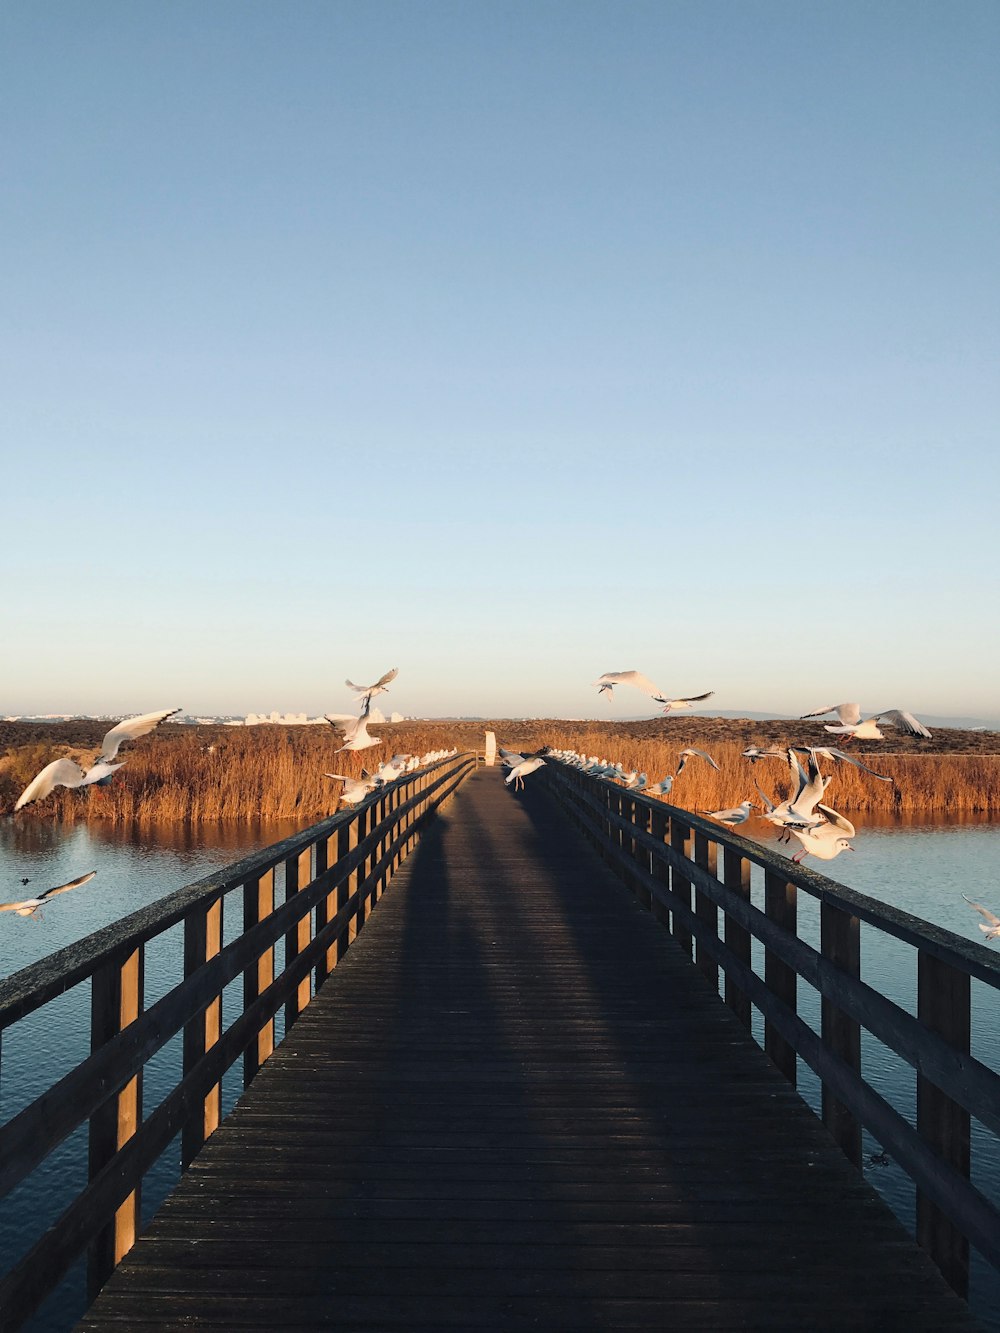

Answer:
[3,1,998,721]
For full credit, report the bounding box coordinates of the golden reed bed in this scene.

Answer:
[0,717,998,823]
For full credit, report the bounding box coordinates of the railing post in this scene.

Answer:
[917,951,971,1297]
[315,831,337,988]
[670,817,693,958]
[339,813,359,955]
[243,869,275,1089]
[632,797,651,910]
[87,944,144,1300]
[723,847,751,1031]
[693,831,719,990]
[356,802,371,933]
[283,847,314,1030]
[764,870,797,1085]
[182,895,223,1169]
[649,805,670,926]
[820,900,862,1166]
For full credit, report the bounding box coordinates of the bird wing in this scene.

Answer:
[82,761,125,785]
[803,746,894,782]
[802,703,862,725]
[593,671,661,696]
[15,758,87,810]
[39,870,97,901]
[875,709,931,738]
[371,667,398,690]
[962,895,1000,928]
[754,782,777,814]
[815,804,855,836]
[99,708,181,761]
[655,690,714,706]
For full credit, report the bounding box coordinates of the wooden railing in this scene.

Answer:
[0,752,473,1331]
[542,758,1000,1299]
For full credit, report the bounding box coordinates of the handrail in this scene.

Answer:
[541,757,1000,1301]
[0,752,474,1332]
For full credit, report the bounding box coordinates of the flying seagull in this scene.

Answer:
[787,804,856,863]
[654,690,714,715]
[791,746,894,783]
[325,713,382,753]
[346,668,398,710]
[962,896,1000,942]
[676,748,720,775]
[15,759,125,811]
[505,757,546,791]
[0,871,97,917]
[802,703,931,741]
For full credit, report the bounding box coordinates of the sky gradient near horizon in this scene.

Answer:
[3,2,998,723]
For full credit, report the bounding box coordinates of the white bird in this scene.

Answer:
[14,759,125,811]
[499,748,525,768]
[742,746,790,764]
[802,703,931,741]
[792,746,894,783]
[0,871,96,917]
[787,804,855,863]
[325,713,382,753]
[676,748,720,775]
[644,774,674,796]
[345,668,398,709]
[592,670,665,700]
[324,773,376,806]
[962,896,1000,942]
[654,690,714,715]
[703,800,754,826]
[785,749,834,826]
[14,707,180,810]
[505,757,546,790]
[97,708,182,761]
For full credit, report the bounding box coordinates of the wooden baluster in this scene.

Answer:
[339,814,359,956]
[356,803,370,934]
[670,818,693,958]
[632,797,651,910]
[284,847,313,1030]
[723,847,751,1031]
[693,832,719,990]
[315,832,337,988]
[917,951,971,1296]
[87,945,144,1299]
[763,870,797,1085]
[649,806,670,926]
[182,897,223,1168]
[820,900,861,1166]
[243,869,275,1089]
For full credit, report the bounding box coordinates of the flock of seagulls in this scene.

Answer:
[5,665,995,946]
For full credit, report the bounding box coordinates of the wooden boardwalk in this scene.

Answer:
[79,767,977,1330]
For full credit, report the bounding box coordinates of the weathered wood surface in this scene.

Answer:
[78,768,977,1330]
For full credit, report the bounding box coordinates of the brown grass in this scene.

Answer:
[1,718,997,824]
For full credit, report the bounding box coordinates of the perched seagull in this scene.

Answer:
[787,804,855,863]
[0,870,96,918]
[676,748,720,775]
[505,757,546,791]
[802,703,931,741]
[703,800,754,826]
[97,708,182,762]
[644,774,674,796]
[15,759,125,811]
[962,896,1000,943]
[654,690,714,715]
[345,668,398,710]
[592,670,665,700]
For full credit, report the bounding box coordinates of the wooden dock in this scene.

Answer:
[77,767,977,1329]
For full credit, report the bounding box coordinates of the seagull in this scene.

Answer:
[15,759,126,811]
[962,896,1000,942]
[345,668,398,710]
[644,774,674,796]
[755,750,830,843]
[592,670,665,700]
[325,712,382,753]
[324,773,376,806]
[676,748,720,775]
[702,800,754,826]
[787,804,855,862]
[791,746,894,783]
[14,707,180,810]
[0,870,96,917]
[653,690,714,715]
[802,703,931,741]
[742,746,790,764]
[505,757,546,790]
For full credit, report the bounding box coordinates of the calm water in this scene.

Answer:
[1,815,999,1329]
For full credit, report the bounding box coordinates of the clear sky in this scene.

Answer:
[3,1,998,722]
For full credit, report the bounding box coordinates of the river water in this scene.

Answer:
[1,815,998,1329]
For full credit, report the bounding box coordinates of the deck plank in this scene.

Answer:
[79,767,978,1329]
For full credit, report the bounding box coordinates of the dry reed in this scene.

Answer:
[1,719,997,824]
